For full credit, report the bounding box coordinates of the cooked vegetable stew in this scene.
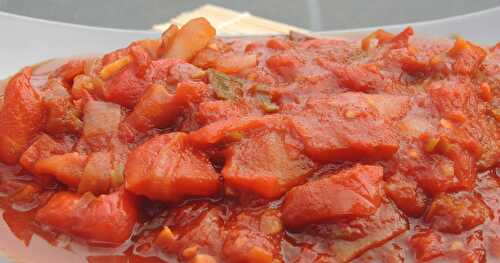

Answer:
[0,18,498,262]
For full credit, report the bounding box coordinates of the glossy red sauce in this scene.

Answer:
[0,18,499,263]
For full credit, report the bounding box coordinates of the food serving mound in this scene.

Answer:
[0,17,498,263]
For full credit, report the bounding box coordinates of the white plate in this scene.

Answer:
[1,6,500,79]
[0,6,499,263]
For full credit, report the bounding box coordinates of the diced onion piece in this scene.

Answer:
[164,18,216,61]
[190,70,207,79]
[440,163,455,178]
[361,29,395,50]
[491,108,500,121]
[424,137,440,153]
[247,246,273,263]
[182,245,199,259]
[215,54,257,74]
[99,55,132,80]
[55,234,71,248]
[344,110,358,119]
[449,241,464,251]
[159,24,179,57]
[260,214,282,235]
[155,226,176,247]
[439,119,453,129]
[191,254,217,263]
[448,36,470,57]
[78,151,111,195]
[110,163,125,188]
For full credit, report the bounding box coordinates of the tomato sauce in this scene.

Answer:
[0,18,499,262]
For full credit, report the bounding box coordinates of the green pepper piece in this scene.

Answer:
[207,69,244,100]
[257,93,279,113]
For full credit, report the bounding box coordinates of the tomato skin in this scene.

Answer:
[222,127,315,199]
[188,116,271,147]
[0,68,44,165]
[196,100,257,125]
[289,93,401,163]
[35,188,138,246]
[282,164,383,228]
[125,133,220,202]
[319,60,386,92]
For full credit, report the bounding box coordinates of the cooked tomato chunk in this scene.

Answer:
[19,134,67,175]
[160,204,224,260]
[409,230,444,261]
[319,60,386,92]
[34,152,87,187]
[266,54,301,80]
[288,202,408,262]
[222,126,315,199]
[82,100,122,151]
[282,165,384,228]
[41,79,82,135]
[125,133,220,202]
[384,174,427,217]
[102,57,147,107]
[54,59,85,83]
[35,189,137,245]
[0,68,44,164]
[289,93,401,163]
[123,81,206,135]
[328,203,408,262]
[196,100,258,125]
[188,116,271,147]
[425,192,491,234]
